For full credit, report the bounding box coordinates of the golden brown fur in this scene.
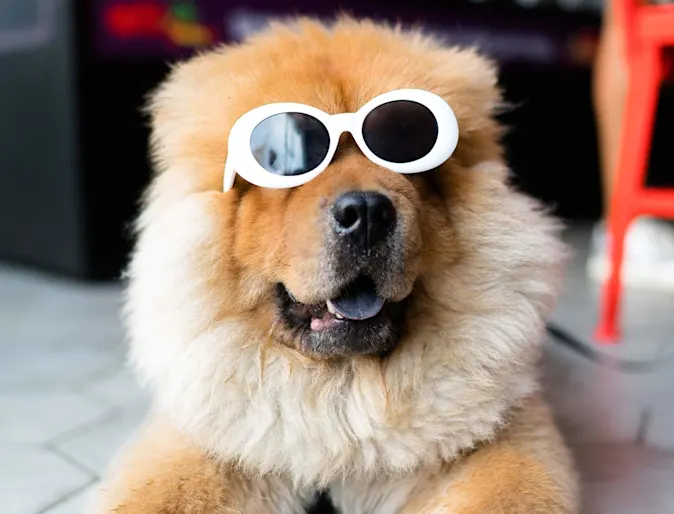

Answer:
[90,17,579,513]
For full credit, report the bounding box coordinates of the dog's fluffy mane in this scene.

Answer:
[124,18,566,489]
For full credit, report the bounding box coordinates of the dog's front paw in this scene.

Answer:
[93,475,236,514]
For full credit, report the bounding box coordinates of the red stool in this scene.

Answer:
[595,0,674,343]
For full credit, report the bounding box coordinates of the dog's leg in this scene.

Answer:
[399,395,579,514]
[332,395,578,514]
[89,417,307,514]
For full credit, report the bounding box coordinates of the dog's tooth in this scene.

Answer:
[326,299,337,315]
[335,312,344,320]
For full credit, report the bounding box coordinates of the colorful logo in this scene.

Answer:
[104,1,215,48]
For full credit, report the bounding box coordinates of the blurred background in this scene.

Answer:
[2,0,673,280]
[1,1,674,513]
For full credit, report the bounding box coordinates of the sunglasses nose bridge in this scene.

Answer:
[330,112,358,137]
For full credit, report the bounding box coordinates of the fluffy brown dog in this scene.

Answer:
[91,17,578,514]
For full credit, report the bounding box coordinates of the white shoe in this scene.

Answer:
[586,217,674,292]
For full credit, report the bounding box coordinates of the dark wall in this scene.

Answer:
[0,0,83,275]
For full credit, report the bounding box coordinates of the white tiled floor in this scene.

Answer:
[2,225,674,514]
[0,269,148,514]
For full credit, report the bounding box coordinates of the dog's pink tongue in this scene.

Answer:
[331,278,384,321]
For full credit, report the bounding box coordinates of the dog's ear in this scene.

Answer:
[139,46,247,227]
[144,49,236,181]
[134,49,234,236]
[427,46,506,166]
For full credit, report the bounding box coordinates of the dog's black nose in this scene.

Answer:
[331,191,396,250]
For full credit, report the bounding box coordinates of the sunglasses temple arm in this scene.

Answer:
[223,159,236,192]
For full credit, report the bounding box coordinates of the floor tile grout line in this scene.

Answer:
[69,362,151,413]
[43,443,101,482]
[44,406,121,447]
[69,365,127,393]
[635,407,653,447]
[33,475,99,514]
[0,365,126,396]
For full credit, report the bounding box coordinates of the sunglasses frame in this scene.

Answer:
[223,89,459,191]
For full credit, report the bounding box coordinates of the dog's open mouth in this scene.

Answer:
[310,275,385,330]
[281,275,386,331]
[276,275,409,357]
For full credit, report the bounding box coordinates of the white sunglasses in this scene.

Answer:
[223,89,459,191]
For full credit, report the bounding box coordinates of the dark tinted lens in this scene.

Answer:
[362,101,438,163]
[250,113,330,176]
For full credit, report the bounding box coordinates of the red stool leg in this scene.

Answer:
[595,214,631,342]
[595,47,662,343]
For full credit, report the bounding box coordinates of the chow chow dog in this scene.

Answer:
[91,17,578,514]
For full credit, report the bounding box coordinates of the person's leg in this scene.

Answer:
[587,2,674,290]
[592,3,626,214]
